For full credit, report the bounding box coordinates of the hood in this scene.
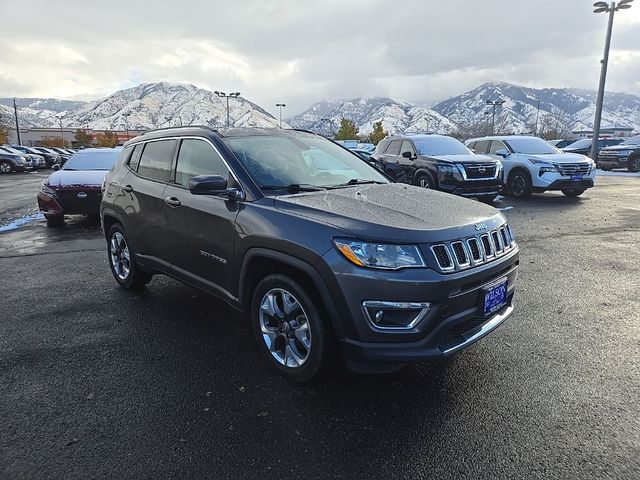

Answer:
[600,143,640,152]
[46,169,108,189]
[428,154,496,163]
[274,183,504,243]
[527,152,589,163]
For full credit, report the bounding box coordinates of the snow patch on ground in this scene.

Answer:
[596,169,640,177]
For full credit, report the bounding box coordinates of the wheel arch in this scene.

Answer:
[412,167,437,187]
[238,248,344,338]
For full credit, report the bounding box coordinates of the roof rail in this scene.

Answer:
[141,125,221,135]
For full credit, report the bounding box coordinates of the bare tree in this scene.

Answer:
[537,110,572,139]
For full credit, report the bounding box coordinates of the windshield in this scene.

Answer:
[0,146,22,155]
[413,136,472,156]
[621,136,640,145]
[35,147,57,154]
[62,150,120,170]
[224,131,389,192]
[564,139,590,149]
[504,137,560,154]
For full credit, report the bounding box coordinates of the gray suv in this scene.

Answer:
[101,127,519,382]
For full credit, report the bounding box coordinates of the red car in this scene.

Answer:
[37,148,122,226]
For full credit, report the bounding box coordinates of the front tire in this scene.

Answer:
[107,224,152,289]
[45,214,64,227]
[0,161,13,174]
[251,274,330,383]
[561,189,586,197]
[477,194,498,203]
[414,172,434,189]
[628,158,640,173]
[507,170,532,199]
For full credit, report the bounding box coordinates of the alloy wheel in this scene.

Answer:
[418,177,430,188]
[0,162,11,174]
[259,288,312,368]
[109,232,131,280]
[510,175,526,197]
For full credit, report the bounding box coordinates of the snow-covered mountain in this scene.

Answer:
[2,82,283,130]
[431,82,640,134]
[290,82,640,137]
[288,97,455,136]
[0,98,87,127]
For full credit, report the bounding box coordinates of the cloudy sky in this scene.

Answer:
[1,0,639,116]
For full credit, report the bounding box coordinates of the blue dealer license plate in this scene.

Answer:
[483,279,508,316]
[571,174,583,181]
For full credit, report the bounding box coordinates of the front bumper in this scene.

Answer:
[320,246,519,371]
[440,179,502,198]
[597,157,629,169]
[37,189,102,215]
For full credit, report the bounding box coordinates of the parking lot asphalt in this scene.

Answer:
[1,173,639,479]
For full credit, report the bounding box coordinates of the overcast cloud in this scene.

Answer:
[1,0,639,116]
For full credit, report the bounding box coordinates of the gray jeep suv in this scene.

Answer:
[101,127,519,382]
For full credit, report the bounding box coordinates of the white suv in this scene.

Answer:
[466,136,595,198]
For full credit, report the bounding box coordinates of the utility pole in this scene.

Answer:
[590,0,633,162]
[276,103,286,128]
[486,99,505,135]
[13,99,22,145]
[57,115,65,147]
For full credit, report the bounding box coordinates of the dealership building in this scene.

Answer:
[7,127,146,146]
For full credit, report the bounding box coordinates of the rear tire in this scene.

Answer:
[107,223,152,289]
[507,170,532,199]
[0,161,13,174]
[561,189,585,197]
[628,158,640,173]
[251,274,331,383]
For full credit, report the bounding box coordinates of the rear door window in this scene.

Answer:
[473,140,490,154]
[137,140,176,182]
[386,140,402,155]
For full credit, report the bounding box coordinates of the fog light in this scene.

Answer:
[362,301,431,331]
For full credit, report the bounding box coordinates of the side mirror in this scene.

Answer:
[402,151,415,159]
[495,148,510,158]
[189,174,244,200]
[52,164,60,171]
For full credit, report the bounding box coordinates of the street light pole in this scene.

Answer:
[215,91,241,127]
[276,103,286,128]
[13,99,22,145]
[57,115,65,147]
[590,0,632,162]
[486,99,505,135]
[534,100,541,136]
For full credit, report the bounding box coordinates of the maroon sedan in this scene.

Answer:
[37,148,122,226]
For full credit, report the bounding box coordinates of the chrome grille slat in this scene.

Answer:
[430,223,516,273]
[556,163,591,176]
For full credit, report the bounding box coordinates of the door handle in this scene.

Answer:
[121,184,133,193]
[164,196,182,207]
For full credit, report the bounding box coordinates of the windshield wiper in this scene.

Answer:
[259,183,326,193]
[330,178,386,188]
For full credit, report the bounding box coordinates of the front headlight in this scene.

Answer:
[39,182,56,196]
[436,163,464,181]
[334,239,426,270]
[617,150,632,157]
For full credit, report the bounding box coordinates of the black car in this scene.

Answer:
[597,135,640,172]
[101,127,518,382]
[11,145,62,168]
[0,148,31,173]
[562,138,623,157]
[371,134,502,202]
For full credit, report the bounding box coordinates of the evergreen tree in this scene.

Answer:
[334,118,359,140]
[74,129,94,147]
[368,121,387,145]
